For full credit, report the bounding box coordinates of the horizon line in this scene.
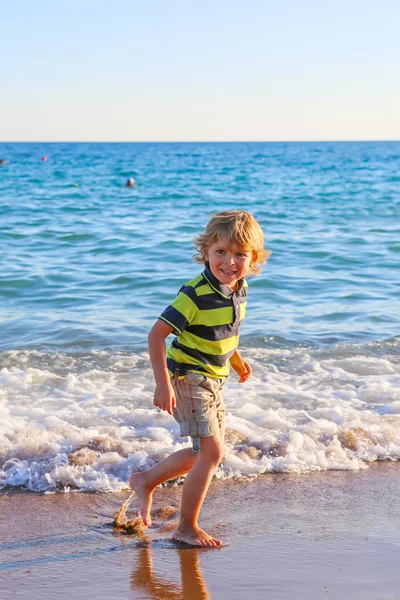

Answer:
[1,139,399,144]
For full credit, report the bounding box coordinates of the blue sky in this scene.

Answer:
[1,0,399,141]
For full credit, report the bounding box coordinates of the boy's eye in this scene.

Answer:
[237,253,248,258]
[216,249,225,254]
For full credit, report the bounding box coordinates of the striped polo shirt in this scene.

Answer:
[159,266,248,379]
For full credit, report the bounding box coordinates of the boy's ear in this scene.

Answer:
[203,248,209,261]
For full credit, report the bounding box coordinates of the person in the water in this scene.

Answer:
[130,210,269,547]
[126,177,135,187]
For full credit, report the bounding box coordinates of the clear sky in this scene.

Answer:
[1,0,399,141]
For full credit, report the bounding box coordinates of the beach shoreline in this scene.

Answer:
[2,462,400,599]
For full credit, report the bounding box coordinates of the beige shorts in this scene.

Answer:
[171,372,225,453]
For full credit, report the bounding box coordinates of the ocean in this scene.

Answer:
[0,141,399,492]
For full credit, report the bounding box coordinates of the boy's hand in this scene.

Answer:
[153,382,176,415]
[230,351,252,383]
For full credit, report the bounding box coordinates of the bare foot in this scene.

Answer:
[129,472,153,527]
[172,526,222,548]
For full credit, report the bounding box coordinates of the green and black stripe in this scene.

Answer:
[159,267,247,379]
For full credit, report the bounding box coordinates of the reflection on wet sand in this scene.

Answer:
[130,546,211,600]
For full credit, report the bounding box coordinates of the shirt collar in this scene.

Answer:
[202,266,244,299]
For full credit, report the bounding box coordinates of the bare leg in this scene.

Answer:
[172,435,224,548]
[130,448,197,526]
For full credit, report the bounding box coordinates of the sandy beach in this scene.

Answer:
[1,463,400,599]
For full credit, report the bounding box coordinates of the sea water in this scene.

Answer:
[0,141,399,492]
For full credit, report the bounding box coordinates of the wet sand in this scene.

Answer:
[1,463,400,599]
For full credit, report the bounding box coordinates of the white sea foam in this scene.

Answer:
[0,341,399,492]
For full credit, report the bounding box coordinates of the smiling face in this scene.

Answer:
[203,236,253,289]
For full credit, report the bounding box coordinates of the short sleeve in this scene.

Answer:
[158,287,199,335]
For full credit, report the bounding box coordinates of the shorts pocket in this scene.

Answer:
[184,372,207,386]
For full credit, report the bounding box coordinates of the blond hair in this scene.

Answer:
[194,210,270,276]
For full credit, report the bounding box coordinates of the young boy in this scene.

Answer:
[130,210,269,547]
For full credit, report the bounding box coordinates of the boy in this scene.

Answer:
[130,210,269,547]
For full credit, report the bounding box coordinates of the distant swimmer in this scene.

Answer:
[41,156,47,162]
[0,159,7,165]
[126,177,135,187]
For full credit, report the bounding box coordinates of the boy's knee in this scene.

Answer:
[200,436,224,465]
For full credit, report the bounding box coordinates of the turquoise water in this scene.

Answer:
[0,142,399,491]
[1,141,399,350]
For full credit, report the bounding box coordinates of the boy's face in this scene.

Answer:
[203,236,252,289]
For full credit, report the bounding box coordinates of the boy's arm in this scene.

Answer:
[148,319,176,415]
[230,349,252,383]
